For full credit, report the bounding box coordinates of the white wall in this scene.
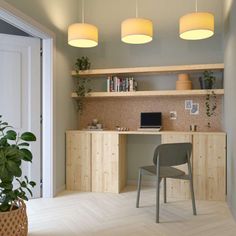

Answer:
[224,0,236,219]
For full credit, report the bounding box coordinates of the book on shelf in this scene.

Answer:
[106,76,138,92]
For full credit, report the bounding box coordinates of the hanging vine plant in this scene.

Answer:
[203,71,217,128]
[205,90,217,128]
[75,78,91,114]
[74,56,92,114]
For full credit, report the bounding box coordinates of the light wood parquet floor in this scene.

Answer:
[27,187,236,236]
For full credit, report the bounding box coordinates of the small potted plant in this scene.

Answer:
[75,56,91,72]
[199,70,216,89]
[0,115,36,236]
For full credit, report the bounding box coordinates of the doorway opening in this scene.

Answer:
[0,1,55,197]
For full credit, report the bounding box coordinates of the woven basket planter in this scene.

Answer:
[0,200,28,236]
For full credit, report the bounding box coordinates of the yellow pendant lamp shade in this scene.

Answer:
[68,23,98,48]
[121,18,153,44]
[179,12,214,40]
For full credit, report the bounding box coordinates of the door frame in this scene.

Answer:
[0,0,56,197]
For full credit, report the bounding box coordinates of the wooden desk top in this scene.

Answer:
[67,130,226,135]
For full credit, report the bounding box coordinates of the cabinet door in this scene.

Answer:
[66,132,91,191]
[193,134,226,201]
[161,134,193,200]
[92,133,126,193]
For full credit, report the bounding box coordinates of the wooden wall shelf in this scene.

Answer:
[72,63,224,78]
[71,89,224,98]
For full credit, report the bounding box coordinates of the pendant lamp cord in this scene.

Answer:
[195,0,198,12]
[136,0,138,18]
[82,0,85,23]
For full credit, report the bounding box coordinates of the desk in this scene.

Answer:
[66,130,226,201]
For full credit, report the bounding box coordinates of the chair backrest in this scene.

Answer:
[153,143,192,167]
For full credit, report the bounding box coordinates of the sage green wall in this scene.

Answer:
[77,0,224,182]
[4,0,79,193]
[3,0,225,190]
[224,0,236,219]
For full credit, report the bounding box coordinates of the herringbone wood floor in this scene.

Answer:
[27,187,236,236]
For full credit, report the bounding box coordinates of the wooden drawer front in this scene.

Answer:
[66,132,91,191]
[161,134,193,200]
[193,134,226,201]
[92,133,120,193]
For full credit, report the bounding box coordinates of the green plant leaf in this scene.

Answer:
[6,160,22,177]
[20,148,33,162]
[29,181,36,187]
[0,165,8,179]
[0,182,13,190]
[18,142,30,147]
[20,132,36,141]
[5,130,17,140]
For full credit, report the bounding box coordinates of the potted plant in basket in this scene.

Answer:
[0,115,36,236]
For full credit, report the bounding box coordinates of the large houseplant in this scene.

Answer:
[0,115,36,236]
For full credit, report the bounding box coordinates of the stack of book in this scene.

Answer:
[107,76,138,92]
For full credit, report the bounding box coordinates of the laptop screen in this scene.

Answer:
[140,112,162,128]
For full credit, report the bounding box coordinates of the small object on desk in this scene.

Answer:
[116,126,129,131]
[190,124,197,132]
[96,123,102,129]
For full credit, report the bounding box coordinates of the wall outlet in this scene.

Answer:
[170,111,177,120]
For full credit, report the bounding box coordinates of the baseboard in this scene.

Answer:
[56,184,66,195]
[127,179,156,187]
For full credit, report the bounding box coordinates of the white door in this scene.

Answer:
[0,33,41,198]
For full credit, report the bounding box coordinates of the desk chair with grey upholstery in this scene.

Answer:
[136,143,197,223]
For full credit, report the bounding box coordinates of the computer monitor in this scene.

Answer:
[140,112,162,128]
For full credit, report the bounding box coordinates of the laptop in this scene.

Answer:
[138,112,162,131]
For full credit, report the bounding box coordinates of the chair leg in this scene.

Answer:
[163,178,167,203]
[156,176,161,223]
[136,168,142,208]
[189,177,197,215]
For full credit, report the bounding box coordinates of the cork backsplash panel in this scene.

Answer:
[78,96,223,132]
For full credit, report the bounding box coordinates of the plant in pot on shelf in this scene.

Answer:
[0,115,36,236]
[74,56,92,114]
[199,71,217,128]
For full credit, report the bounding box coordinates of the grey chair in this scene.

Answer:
[136,143,197,223]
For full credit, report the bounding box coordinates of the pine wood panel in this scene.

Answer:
[161,134,193,200]
[66,131,91,191]
[71,63,224,78]
[92,133,126,193]
[119,134,127,191]
[71,89,224,98]
[193,134,226,201]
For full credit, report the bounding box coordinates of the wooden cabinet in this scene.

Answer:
[66,131,226,200]
[66,131,126,193]
[161,134,193,200]
[193,134,226,201]
[92,133,126,193]
[66,132,91,191]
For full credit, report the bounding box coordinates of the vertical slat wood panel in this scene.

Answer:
[193,134,226,201]
[161,134,193,200]
[92,133,124,193]
[66,132,91,191]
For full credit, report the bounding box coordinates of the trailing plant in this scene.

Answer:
[75,56,91,72]
[74,56,92,114]
[203,71,217,128]
[75,78,92,114]
[0,115,36,212]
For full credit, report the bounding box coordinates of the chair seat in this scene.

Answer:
[141,165,186,178]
